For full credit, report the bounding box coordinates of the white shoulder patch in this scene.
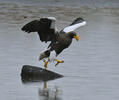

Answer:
[47,17,56,21]
[63,21,86,33]
[47,17,58,32]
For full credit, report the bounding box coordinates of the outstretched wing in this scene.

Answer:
[21,17,57,42]
[62,17,86,33]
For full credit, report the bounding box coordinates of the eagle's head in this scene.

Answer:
[67,31,79,41]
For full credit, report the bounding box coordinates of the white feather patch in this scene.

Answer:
[49,50,56,62]
[63,21,86,33]
[47,17,58,33]
[39,47,49,60]
[47,17,56,21]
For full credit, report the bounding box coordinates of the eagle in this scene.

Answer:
[21,17,86,69]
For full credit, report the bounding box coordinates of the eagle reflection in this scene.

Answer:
[39,82,62,100]
[21,65,63,100]
[21,69,63,100]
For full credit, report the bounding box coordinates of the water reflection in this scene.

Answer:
[21,78,62,100]
[39,82,62,100]
[21,67,63,100]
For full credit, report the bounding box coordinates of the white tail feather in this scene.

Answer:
[49,50,56,62]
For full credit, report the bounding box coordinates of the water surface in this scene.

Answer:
[0,1,119,100]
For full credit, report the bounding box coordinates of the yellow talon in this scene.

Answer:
[55,59,64,66]
[44,60,48,69]
[56,59,64,63]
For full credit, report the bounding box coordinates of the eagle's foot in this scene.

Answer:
[55,59,64,66]
[43,60,48,69]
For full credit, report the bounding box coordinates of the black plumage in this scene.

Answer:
[21,17,86,62]
[22,18,56,42]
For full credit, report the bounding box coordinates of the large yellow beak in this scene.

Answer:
[73,35,79,41]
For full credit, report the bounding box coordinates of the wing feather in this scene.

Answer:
[22,20,42,33]
[62,17,86,33]
[21,17,57,42]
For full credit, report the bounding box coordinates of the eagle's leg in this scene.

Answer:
[43,82,47,89]
[55,59,64,66]
[43,59,48,69]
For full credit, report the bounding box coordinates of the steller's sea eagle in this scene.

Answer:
[21,17,86,69]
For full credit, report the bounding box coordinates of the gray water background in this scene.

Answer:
[0,0,119,100]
